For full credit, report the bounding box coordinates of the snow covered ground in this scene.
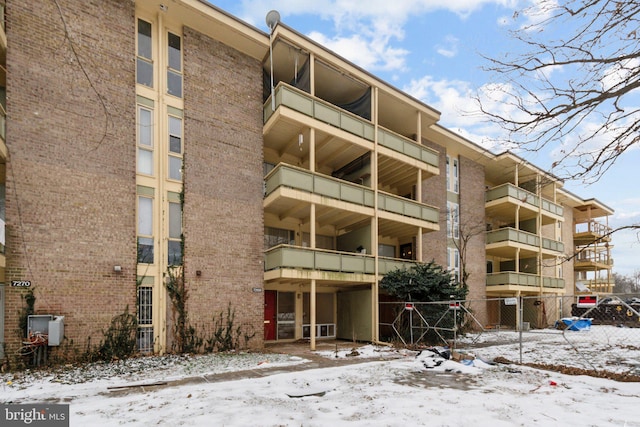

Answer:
[1,326,639,426]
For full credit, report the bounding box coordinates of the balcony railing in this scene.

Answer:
[264,245,375,274]
[486,228,564,253]
[265,164,439,225]
[265,164,374,207]
[377,127,439,168]
[485,184,563,217]
[486,272,565,289]
[264,84,439,170]
[378,257,420,275]
[577,279,614,293]
[576,248,613,266]
[264,83,375,141]
[377,191,439,225]
[575,220,611,237]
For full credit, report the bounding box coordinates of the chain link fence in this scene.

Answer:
[379,294,640,377]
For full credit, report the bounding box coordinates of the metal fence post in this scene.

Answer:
[519,295,524,364]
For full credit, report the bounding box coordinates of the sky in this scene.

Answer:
[208,0,639,279]
[2,328,638,426]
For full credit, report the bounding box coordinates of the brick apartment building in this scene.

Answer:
[0,0,613,362]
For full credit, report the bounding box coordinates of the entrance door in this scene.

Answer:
[264,290,276,341]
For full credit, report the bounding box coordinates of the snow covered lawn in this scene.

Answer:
[1,327,639,426]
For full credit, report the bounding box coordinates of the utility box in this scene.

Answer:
[27,315,53,337]
[48,316,65,346]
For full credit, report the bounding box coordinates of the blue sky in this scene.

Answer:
[209,0,639,278]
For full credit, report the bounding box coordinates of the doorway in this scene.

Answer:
[264,290,276,341]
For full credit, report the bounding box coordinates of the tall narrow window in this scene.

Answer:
[137,286,154,352]
[446,155,459,193]
[453,157,459,193]
[137,106,153,175]
[137,19,153,87]
[168,201,182,265]
[447,202,459,239]
[168,115,182,181]
[446,156,450,192]
[137,196,154,263]
[167,32,182,97]
[448,248,460,283]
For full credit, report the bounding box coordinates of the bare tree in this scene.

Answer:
[477,0,640,183]
[449,205,486,289]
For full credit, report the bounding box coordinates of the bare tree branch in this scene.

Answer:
[477,0,640,182]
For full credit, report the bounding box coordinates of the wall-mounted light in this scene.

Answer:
[159,4,168,12]
[113,265,122,273]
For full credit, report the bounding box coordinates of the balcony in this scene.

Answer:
[574,220,611,245]
[264,245,425,283]
[263,84,438,172]
[486,272,565,290]
[576,278,614,294]
[485,184,563,224]
[377,127,439,170]
[574,248,613,271]
[264,245,375,282]
[378,257,420,275]
[264,164,439,229]
[486,227,564,258]
[265,164,374,207]
[265,83,374,141]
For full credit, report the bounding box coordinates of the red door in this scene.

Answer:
[264,290,277,341]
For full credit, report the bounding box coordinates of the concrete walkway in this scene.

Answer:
[106,340,390,396]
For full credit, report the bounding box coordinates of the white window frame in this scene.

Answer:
[168,114,183,181]
[447,202,459,239]
[137,195,154,264]
[167,31,182,98]
[136,18,154,88]
[448,247,460,283]
[137,105,154,175]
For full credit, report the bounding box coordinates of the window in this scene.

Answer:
[302,233,335,250]
[378,244,395,258]
[446,156,450,191]
[168,201,182,265]
[137,106,153,175]
[446,155,459,193]
[277,292,295,340]
[447,202,459,239]
[168,115,182,181]
[137,19,153,87]
[137,196,154,263]
[448,248,460,283]
[453,157,459,193]
[167,32,182,97]
[264,227,295,249]
[137,286,154,352]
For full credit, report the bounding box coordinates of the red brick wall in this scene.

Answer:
[459,155,488,325]
[420,139,447,267]
[181,27,264,349]
[4,0,137,361]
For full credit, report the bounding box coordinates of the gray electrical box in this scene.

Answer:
[48,316,65,346]
[27,314,52,336]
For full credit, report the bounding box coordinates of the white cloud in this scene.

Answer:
[233,0,522,72]
[517,0,559,31]
[307,31,409,71]
[601,58,640,93]
[436,35,460,58]
[404,76,518,151]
